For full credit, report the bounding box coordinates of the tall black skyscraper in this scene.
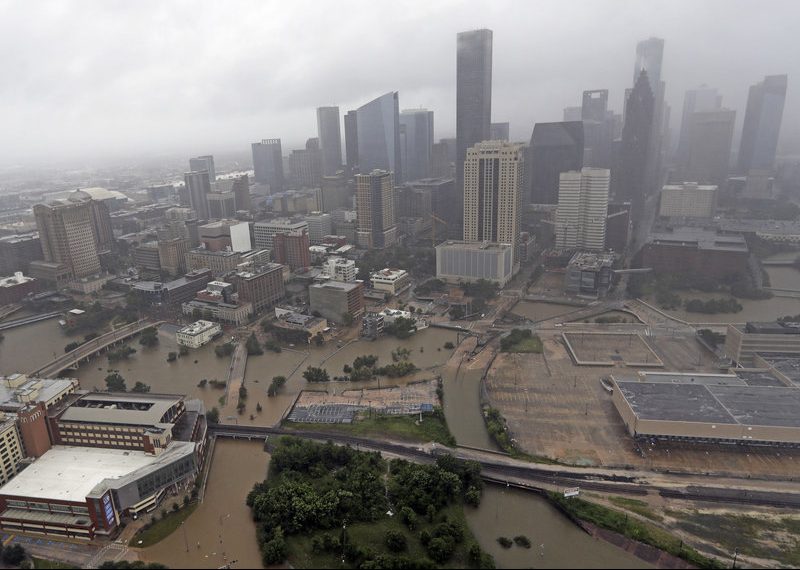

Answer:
[456,28,492,238]
[613,72,654,212]
[184,170,211,220]
[317,106,343,176]
[251,139,284,192]
[633,37,666,196]
[581,90,614,168]
[529,122,584,205]
[400,109,434,182]
[738,74,788,175]
[344,110,359,178]
[189,155,216,184]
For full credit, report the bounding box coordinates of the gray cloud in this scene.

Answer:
[1,0,798,165]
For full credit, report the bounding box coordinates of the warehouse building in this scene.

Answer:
[725,322,800,366]
[612,371,800,446]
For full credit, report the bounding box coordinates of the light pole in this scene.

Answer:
[181,520,189,552]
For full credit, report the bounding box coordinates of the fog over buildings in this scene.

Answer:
[1,0,798,167]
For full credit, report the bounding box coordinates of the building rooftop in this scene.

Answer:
[310,280,361,292]
[0,375,77,411]
[0,446,160,503]
[646,227,748,253]
[0,272,34,288]
[177,320,220,337]
[614,375,800,428]
[58,392,183,427]
[435,240,513,251]
[567,252,615,271]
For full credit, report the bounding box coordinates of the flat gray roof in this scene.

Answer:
[616,380,800,428]
[59,393,182,426]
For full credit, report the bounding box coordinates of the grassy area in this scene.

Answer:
[549,494,723,569]
[286,502,479,569]
[671,511,800,567]
[32,559,77,569]
[500,329,543,354]
[607,496,663,522]
[131,503,198,548]
[504,337,543,353]
[285,409,456,446]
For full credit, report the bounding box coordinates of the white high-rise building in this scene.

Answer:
[556,168,610,251]
[463,141,523,261]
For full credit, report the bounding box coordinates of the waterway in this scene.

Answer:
[466,485,650,569]
[0,320,655,568]
[139,439,269,569]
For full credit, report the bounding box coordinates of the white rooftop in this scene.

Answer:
[0,446,158,503]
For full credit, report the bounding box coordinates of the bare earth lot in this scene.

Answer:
[486,333,800,478]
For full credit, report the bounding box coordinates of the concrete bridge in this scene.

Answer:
[0,311,61,331]
[30,319,162,378]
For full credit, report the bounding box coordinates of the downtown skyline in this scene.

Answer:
[0,0,798,167]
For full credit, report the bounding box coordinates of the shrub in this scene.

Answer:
[497,536,513,548]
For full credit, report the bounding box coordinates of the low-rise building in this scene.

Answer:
[185,248,242,276]
[176,320,223,348]
[309,281,364,323]
[0,272,38,305]
[230,263,285,314]
[182,281,252,326]
[725,321,800,366]
[638,227,749,280]
[131,269,212,306]
[370,269,411,296]
[564,252,615,297]
[361,312,385,339]
[273,311,328,341]
[659,183,717,218]
[435,241,514,287]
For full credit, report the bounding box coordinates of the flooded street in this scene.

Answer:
[466,485,651,569]
[139,439,269,569]
[512,300,579,322]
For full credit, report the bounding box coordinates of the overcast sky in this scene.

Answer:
[1,0,798,166]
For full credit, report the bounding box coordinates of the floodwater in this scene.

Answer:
[440,348,494,449]
[0,317,75,376]
[73,325,235,412]
[653,262,800,324]
[512,300,580,322]
[140,439,269,569]
[466,485,651,569]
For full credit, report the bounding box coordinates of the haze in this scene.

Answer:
[1,0,798,166]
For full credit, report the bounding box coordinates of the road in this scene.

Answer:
[210,424,800,510]
[220,342,248,420]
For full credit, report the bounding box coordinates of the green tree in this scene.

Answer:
[384,529,407,553]
[166,351,177,362]
[104,372,127,392]
[1,544,27,566]
[302,367,330,382]
[132,381,151,393]
[206,407,220,424]
[139,326,159,347]
[268,376,287,397]
[246,332,263,355]
[262,527,287,565]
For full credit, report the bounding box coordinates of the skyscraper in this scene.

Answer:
[344,110,359,177]
[456,29,493,239]
[581,90,614,168]
[400,109,434,182]
[529,122,584,205]
[189,155,216,184]
[676,86,722,166]
[251,139,285,191]
[490,122,509,141]
[463,141,523,260]
[356,170,397,249]
[633,37,666,197]
[356,92,402,183]
[231,174,251,212]
[613,71,654,211]
[556,168,610,251]
[317,106,343,176]
[738,74,788,174]
[289,138,323,188]
[184,170,211,220]
[34,201,101,279]
[682,109,736,187]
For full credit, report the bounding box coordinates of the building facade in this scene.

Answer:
[34,201,101,280]
[556,167,610,251]
[317,106,343,177]
[738,75,788,175]
[529,121,584,205]
[436,241,514,287]
[400,109,434,182]
[309,281,364,323]
[659,183,717,218]
[252,139,285,191]
[356,170,397,249]
[356,92,402,183]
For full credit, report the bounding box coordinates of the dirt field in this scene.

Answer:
[485,332,800,478]
[563,331,663,366]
